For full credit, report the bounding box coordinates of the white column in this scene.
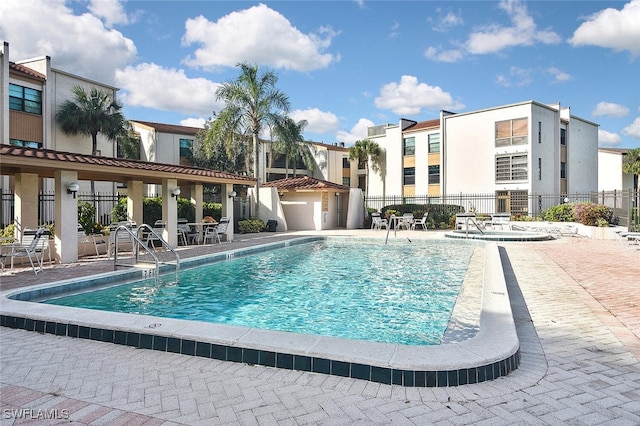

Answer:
[190,183,203,223]
[14,173,39,241]
[54,170,78,263]
[161,179,178,247]
[126,180,143,226]
[221,184,235,242]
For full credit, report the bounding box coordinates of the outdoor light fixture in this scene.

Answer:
[67,182,80,199]
[171,187,181,198]
[228,190,237,199]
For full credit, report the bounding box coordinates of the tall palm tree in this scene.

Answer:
[56,85,126,194]
[272,117,316,177]
[213,63,290,214]
[623,147,640,211]
[348,139,382,200]
[56,85,125,156]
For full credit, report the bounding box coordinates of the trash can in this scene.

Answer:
[266,220,277,232]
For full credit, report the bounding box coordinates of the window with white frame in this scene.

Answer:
[428,133,440,153]
[403,137,415,156]
[495,118,528,147]
[496,154,528,182]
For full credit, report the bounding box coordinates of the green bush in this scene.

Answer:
[381,203,462,229]
[109,197,223,225]
[78,201,97,234]
[238,218,265,234]
[573,202,613,226]
[542,203,575,222]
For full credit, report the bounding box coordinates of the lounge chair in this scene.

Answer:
[78,227,107,257]
[490,213,511,231]
[371,213,389,230]
[0,227,50,275]
[411,213,428,231]
[455,213,476,230]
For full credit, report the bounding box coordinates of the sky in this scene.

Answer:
[1,0,639,149]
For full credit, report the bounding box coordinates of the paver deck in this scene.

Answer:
[1,230,639,424]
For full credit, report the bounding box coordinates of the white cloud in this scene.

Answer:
[569,0,640,58]
[424,46,464,63]
[622,117,640,139]
[465,0,561,54]
[88,0,130,27]
[592,102,630,117]
[546,67,572,83]
[431,9,464,32]
[496,67,531,87]
[181,4,338,71]
[290,108,340,135]
[115,63,223,116]
[598,129,622,146]
[336,118,374,145]
[0,0,136,84]
[374,75,464,116]
[180,118,206,129]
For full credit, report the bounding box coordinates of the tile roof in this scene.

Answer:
[262,176,350,192]
[131,120,202,136]
[0,144,255,185]
[10,62,46,81]
[404,118,440,132]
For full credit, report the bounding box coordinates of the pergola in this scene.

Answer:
[0,144,256,263]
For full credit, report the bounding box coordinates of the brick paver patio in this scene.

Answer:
[1,231,638,424]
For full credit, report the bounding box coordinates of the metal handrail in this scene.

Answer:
[137,224,180,279]
[464,217,485,237]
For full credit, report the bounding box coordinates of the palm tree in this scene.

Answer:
[272,117,316,178]
[348,139,382,200]
[213,63,290,215]
[623,147,640,211]
[56,85,125,156]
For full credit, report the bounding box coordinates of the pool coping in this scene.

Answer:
[0,236,520,387]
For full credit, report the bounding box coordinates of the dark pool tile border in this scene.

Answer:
[0,314,519,387]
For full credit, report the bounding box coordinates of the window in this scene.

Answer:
[496,154,528,182]
[428,165,440,184]
[342,157,350,168]
[403,167,415,185]
[560,161,566,179]
[538,121,541,144]
[9,139,41,148]
[560,128,566,145]
[538,157,542,180]
[428,133,440,153]
[342,177,351,186]
[9,83,42,114]
[403,137,415,156]
[179,138,193,165]
[495,118,528,146]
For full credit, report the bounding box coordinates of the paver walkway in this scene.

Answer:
[1,231,639,424]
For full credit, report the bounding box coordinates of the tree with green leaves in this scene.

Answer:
[348,139,382,200]
[56,85,126,156]
[272,116,316,178]
[623,147,640,210]
[117,121,141,160]
[211,63,290,214]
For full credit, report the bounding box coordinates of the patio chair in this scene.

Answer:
[78,227,107,257]
[398,213,414,230]
[0,227,49,275]
[108,221,135,258]
[370,213,388,230]
[411,213,428,231]
[178,218,197,245]
[203,217,230,244]
[490,213,511,231]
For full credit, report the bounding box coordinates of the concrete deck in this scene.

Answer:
[1,230,639,424]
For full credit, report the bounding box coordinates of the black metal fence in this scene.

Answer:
[365,189,639,229]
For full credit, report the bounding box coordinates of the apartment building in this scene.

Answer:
[1,41,121,193]
[367,100,599,214]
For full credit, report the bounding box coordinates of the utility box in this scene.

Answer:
[266,220,277,232]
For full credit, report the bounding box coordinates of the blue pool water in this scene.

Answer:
[45,239,476,345]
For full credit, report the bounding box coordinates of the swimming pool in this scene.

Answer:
[44,239,475,346]
[1,235,520,387]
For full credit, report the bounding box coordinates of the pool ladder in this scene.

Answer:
[463,217,485,238]
[111,224,180,282]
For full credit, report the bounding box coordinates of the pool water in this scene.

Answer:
[45,240,476,345]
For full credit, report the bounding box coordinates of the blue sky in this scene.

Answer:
[1,0,639,148]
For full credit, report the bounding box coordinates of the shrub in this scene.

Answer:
[78,201,97,234]
[573,202,612,226]
[238,218,265,234]
[542,203,575,222]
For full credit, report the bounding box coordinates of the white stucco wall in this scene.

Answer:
[566,116,598,193]
[598,151,624,191]
[368,124,402,197]
[255,187,288,231]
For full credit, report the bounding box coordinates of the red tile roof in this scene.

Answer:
[10,62,46,81]
[262,176,350,192]
[404,118,440,132]
[0,144,255,185]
